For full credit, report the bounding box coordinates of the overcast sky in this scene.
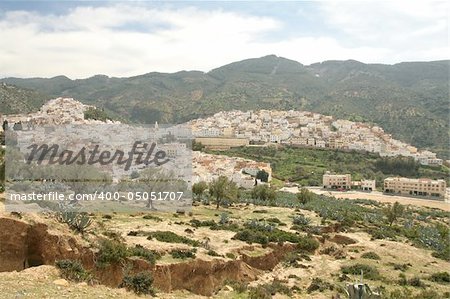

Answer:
[0,1,448,78]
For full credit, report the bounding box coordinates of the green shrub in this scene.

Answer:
[147,231,199,246]
[249,280,291,298]
[408,276,425,288]
[96,239,128,267]
[249,286,271,299]
[225,252,236,259]
[232,222,319,252]
[143,214,163,222]
[293,214,310,226]
[120,271,155,295]
[55,260,92,282]
[264,217,285,226]
[84,107,111,122]
[56,210,92,233]
[296,237,320,253]
[392,263,411,271]
[429,271,450,284]
[207,250,221,257]
[170,249,196,259]
[127,245,161,264]
[307,277,334,293]
[361,251,381,260]
[190,219,216,228]
[341,264,380,280]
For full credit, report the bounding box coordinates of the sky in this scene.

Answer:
[0,1,448,78]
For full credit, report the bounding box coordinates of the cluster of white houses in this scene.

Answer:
[322,173,447,199]
[189,110,444,166]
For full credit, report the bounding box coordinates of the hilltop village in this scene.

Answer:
[190,110,443,166]
[1,98,448,197]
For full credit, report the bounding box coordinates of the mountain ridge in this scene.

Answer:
[1,55,448,158]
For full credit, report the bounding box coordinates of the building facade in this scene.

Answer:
[323,173,352,189]
[384,177,446,199]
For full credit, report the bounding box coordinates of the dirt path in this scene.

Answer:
[308,188,450,211]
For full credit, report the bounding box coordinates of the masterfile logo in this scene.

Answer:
[4,123,193,213]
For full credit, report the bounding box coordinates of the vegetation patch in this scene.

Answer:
[147,231,199,246]
[127,244,161,264]
[96,239,128,268]
[142,214,163,222]
[170,249,196,260]
[360,251,381,260]
[306,277,334,293]
[429,272,450,284]
[341,264,381,280]
[120,271,155,295]
[55,260,92,283]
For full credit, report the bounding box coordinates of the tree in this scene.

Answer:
[251,184,276,202]
[192,181,208,201]
[297,188,314,204]
[383,201,404,226]
[256,170,269,182]
[208,176,238,209]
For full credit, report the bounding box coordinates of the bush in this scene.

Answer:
[297,237,320,253]
[96,239,128,267]
[143,214,163,221]
[361,251,381,260]
[190,219,216,228]
[207,250,221,257]
[84,107,111,122]
[341,264,380,280]
[265,217,285,225]
[225,252,236,259]
[55,260,92,282]
[170,249,196,259]
[282,252,311,267]
[147,231,199,246]
[249,280,291,298]
[127,245,161,264]
[56,209,92,233]
[120,271,155,295]
[292,214,310,226]
[429,271,450,284]
[392,263,411,271]
[249,286,271,299]
[307,277,334,293]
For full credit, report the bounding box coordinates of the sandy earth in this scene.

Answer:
[280,187,450,211]
[1,193,449,298]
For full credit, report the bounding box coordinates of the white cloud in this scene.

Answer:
[0,3,447,78]
[318,1,449,49]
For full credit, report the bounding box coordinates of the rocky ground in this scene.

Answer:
[0,195,449,298]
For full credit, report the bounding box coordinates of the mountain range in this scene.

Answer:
[1,55,448,158]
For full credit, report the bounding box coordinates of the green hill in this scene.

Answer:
[0,82,49,115]
[1,56,448,157]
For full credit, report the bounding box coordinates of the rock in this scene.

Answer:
[224,285,234,291]
[53,278,69,286]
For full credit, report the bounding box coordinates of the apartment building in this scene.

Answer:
[323,172,352,189]
[384,177,447,199]
[361,179,376,191]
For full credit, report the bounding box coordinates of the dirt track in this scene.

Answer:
[307,188,450,211]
